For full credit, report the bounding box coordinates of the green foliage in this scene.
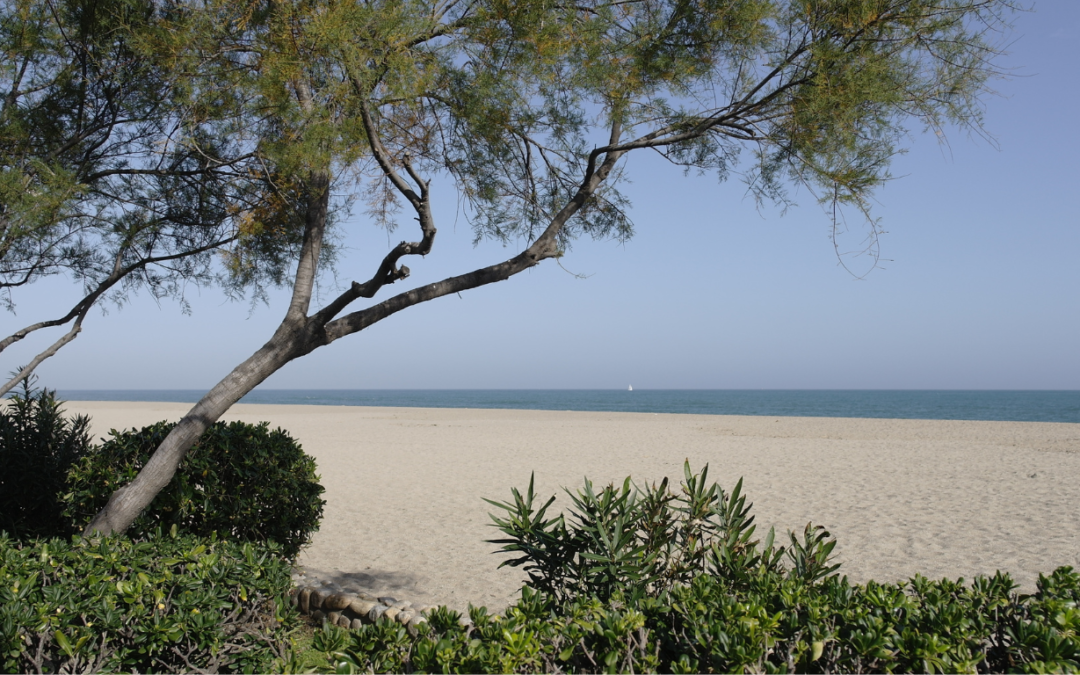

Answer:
[311,464,1079,673]
[0,0,264,300]
[485,463,803,603]
[0,377,92,539]
[4,0,1017,398]
[310,568,1080,674]
[0,530,300,674]
[277,622,337,675]
[63,420,325,559]
[157,0,1015,262]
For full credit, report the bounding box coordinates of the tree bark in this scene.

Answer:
[82,327,308,534]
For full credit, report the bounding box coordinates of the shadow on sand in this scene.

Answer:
[297,567,432,602]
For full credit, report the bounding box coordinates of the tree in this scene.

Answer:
[0,0,302,396]
[84,0,1016,536]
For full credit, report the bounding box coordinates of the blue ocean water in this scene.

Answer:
[54,389,1080,424]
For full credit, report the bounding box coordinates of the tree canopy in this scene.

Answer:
[4,0,1017,535]
[0,0,306,394]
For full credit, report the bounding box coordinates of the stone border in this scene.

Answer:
[288,584,432,634]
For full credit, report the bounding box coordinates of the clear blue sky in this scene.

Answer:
[7,2,1079,391]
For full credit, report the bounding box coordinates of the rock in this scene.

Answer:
[337,614,352,629]
[312,610,325,622]
[328,611,341,625]
[356,591,378,602]
[377,596,398,605]
[349,598,377,616]
[351,618,364,630]
[397,610,414,625]
[298,588,312,614]
[383,607,400,622]
[390,600,410,610]
[367,604,388,622]
[324,593,352,611]
[309,590,324,610]
[408,614,427,629]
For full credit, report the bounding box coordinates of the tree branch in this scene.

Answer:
[0,307,87,397]
[309,90,440,325]
[0,236,235,354]
[354,88,424,208]
[323,117,626,341]
[284,170,329,322]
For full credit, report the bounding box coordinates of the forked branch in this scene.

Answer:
[323,117,627,341]
[311,93,438,324]
[0,308,88,397]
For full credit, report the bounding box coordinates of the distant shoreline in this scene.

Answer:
[50,389,1080,424]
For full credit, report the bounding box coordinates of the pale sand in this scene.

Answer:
[64,401,1080,614]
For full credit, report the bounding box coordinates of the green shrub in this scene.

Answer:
[321,567,1080,674]
[312,465,1080,673]
[63,420,325,559]
[0,530,300,673]
[486,462,835,604]
[0,378,92,539]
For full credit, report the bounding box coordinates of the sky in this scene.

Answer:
[5,2,1079,392]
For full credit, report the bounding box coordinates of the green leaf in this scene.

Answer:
[53,631,73,657]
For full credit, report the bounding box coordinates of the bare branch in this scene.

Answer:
[354,89,423,208]
[1,236,234,354]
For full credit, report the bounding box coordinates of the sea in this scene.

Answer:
[54,389,1080,424]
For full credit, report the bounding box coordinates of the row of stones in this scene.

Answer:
[289,585,432,633]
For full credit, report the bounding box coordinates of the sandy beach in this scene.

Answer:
[63,401,1080,614]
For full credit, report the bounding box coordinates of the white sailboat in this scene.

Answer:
[628,385,633,391]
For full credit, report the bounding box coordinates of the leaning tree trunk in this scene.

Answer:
[82,315,319,535]
[83,170,333,537]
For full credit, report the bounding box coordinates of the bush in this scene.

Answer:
[0,378,93,539]
[321,567,1080,673]
[486,462,836,604]
[63,420,325,559]
[311,465,1080,673]
[0,530,301,673]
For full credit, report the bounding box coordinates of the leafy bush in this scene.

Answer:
[0,530,301,673]
[63,420,325,559]
[486,462,837,603]
[321,567,1080,674]
[0,378,93,539]
[311,465,1080,673]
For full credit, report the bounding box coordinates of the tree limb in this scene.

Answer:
[0,308,87,397]
[1,236,235,354]
[323,117,625,342]
[309,87,440,324]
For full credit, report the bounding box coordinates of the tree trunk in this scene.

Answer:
[82,322,315,535]
[83,171,333,537]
